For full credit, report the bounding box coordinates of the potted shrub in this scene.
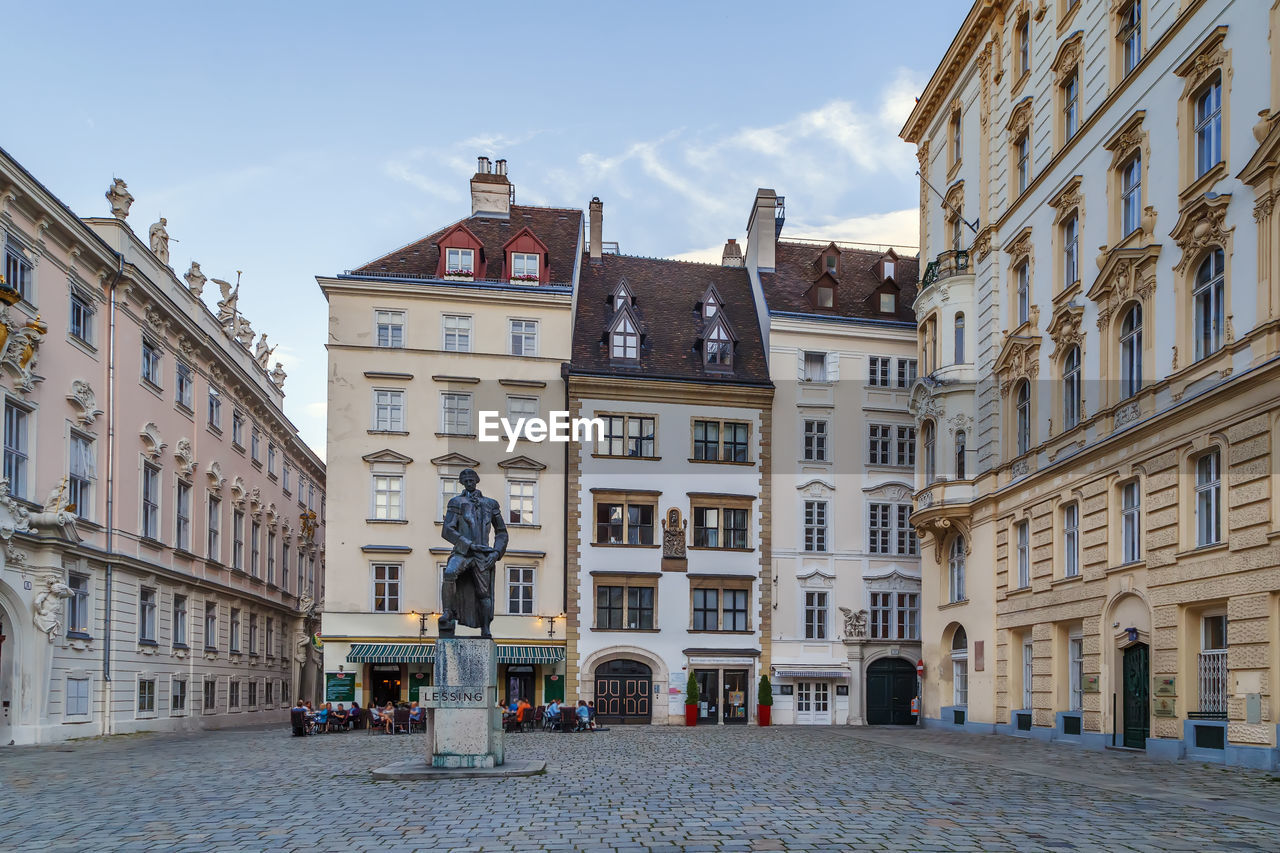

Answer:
[757,674,773,727]
[684,672,700,727]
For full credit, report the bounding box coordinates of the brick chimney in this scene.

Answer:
[721,238,744,267]
[471,156,511,218]
[589,197,603,264]
[745,188,778,272]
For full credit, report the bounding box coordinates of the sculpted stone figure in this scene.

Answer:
[254,333,275,367]
[106,179,134,219]
[440,468,508,638]
[184,261,207,298]
[214,278,239,332]
[34,578,73,640]
[148,218,173,266]
[269,361,287,389]
[839,607,868,639]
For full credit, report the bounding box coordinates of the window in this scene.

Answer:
[692,586,749,632]
[1121,481,1141,564]
[1062,215,1078,287]
[4,242,33,302]
[954,430,966,480]
[804,591,828,639]
[868,424,892,466]
[251,428,260,462]
[803,351,827,382]
[692,504,750,549]
[248,680,258,707]
[507,565,534,615]
[1015,381,1031,455]
[282,464,291,495]
[442,314,472,352]
[816,284,834,309]
[375,310,405,348]
[506,395,538,438]
[611,315,639,360]
[895,505,917,555]
[723,588,749,631]
[267,444,277,476]
[280,544,289,592]
[70,290,94,345]
[141,339,162,386]
[949,537,966,602]
[802,419,828,463]
[138,679,156,714]
[229,680,240,709]
[897,358,916,389]
[1121,155,1141,237]
[1016,133,1030,194]
[704,323,732,367]
[203,678,217,710]
[439,476,461,518]
[3,401,29,499]
[232,410,245,447]
[693,588,720,631]
[441,393,472,434]
[230,608,241,653]
[693,419,750,463]
[803,500,828,552]
[950,112,962,165]
[266,680,274,706]
[951,628,969,705]
[232,509,245,570]
[373,475,404,521]
[868,503,915,556]
[203,386,223,428]
[507,479,535,525]
[1063,502,1079,578]
[1022,639,1034,709]
[266,617,274,657]
[868,356,890,387]
[69,432,95,521]
[897,592,920,640]
[445,247,474,275]
[594,581,655,630]
[923,421,936,484]
[954,313,965,364]
[67,573,90,636]
[870,592,892,639]
[1015,521,1031,588]
[207,495,221,560]
[267,530,277,585]
[250,521,261,577]
[511,252,539,281]
[896,426,917,467]
[1063,346,1081,430]
[1193,249,1225,361]
[509,319,538,356]
[373,389,404,432]
[597,414,655,458]
[142,463,160,540]
[139,587,157,642]
[1195,78,1222,177]
[594,499,655,545]
[1016,15,1030,76]
[1119,0,1141,76]
[1063,72,1079,141]
[1120,304,1143,398]
[173,594,188,647]
[66,677,89,717]
[176,481,192,551]
[1200,613,1228,714]
[174,363,193,410]
[1069,634,1084,711]
[1195,450,1221,547]
[1015,262,1029,325]
[248,613,258,655]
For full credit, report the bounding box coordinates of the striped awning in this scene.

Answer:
[773,669,849,679]
[497,645,566,665]
[346,643,435,664]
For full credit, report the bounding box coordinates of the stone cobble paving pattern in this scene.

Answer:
[1,723,1278,851]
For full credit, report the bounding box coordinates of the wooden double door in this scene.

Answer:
[1122,643,1149,749]
[594,660,651,724]
[867,658,916,725]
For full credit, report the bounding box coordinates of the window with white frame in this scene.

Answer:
[1063,346,1081,430]
[923,421,937,484]
[232,509,245,570]
[507,479,535,525]
[232,410,245,447]
[175,362,194,410]
[3,401,29,499]
[897,592,920,640]
[1195,449,1221,547]
[141,339,163,387]
[803,590,828,639]
[1016,133,1030,194]
[266,617,274,658]
[4,241,33,302]
[1022,639,1034,709]
[951,628,969,705]
[267,530,276,585]
[137,678,156,714]
[1063,72,1079,141]
[172,678,187,714]
[230,608,241,653]
[1200,613,1228,714]
[440,475,461,519]
[69,431,95,521]
[507,565,534,615]
[229,680,240,708]
[1015,521,1030,588]
[506,394,538,427]
[250,521,261,577]
[510,252,539,281]
[896,425,916,467]
[442,314,472,352]
[1015,261,1029,325]
[869,591,892,639]
[955,430,967,479]
[204,602,218,649]
[207,495,221,561]
[868,591,920,641]
[139,587,157,643]
[141,463,160,540]
[372,475,404,521]
[267,443,277,476]
[1015,381,1032,456]
[203,678,217,711]
[1069,633,1084,711]
[704,323,732,367]
[70,289,95,345]
[1063,502,1080,578]
[610,315,639,360]
[1195,77,1222,177]
[1121,155,1141,236]
[280,543,290,592]
[802,419,828,462]
[441,392,472,434]
[251,428,260,462]
[896,505,917,555]
[176,480,192,551]
[949,537,966,602]
[445,247,474,275]
[1016,14,1030,76]
[509,319,538,356]
[373,389,405,432]
[372,563,401,612]
[1193,249,1225,361]
[868,503,916,556]
[1062,214,1079,286]
[1120,304,1142,398]
[282,464,291,494]
[375,310,405,348]
[67,573,90,635]
[954,313,966,364]
[867,424,892,466]
[248,613,258,655]
[868,356,890,387]
[803,351,827,382]
[1121,480,1141,564]
[803,500,828,553]
[66,676,90,717]
[1119,0,1142,76]
[173,594,188,647]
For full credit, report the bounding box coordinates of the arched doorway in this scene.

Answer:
[594,659,651,724]
[866,658,916,725]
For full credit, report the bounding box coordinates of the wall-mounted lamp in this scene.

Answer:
[1125,626,1139,643]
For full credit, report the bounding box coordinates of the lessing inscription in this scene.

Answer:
[419,686,492,709]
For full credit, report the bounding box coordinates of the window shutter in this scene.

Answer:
[825,352,841,382]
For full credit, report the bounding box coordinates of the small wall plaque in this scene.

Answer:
[778,684,794,696]
[1154,676,1176,697]
[836,685,849,696]
[1082,675,1099,693]
[1153,697,1176,717]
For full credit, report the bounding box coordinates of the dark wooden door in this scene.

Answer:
[595,660,651,724]
[867,658,917,725]
[1122,643,1149,749]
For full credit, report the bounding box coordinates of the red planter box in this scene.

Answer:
[685,704,699,726]
[758,705,771,726]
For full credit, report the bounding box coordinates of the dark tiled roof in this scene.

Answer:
[352,206,583,282]
[761,242,919,323]
[569,255,771,387]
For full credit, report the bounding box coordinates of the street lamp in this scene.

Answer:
[410,611,440,643]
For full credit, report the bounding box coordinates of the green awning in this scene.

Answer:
[497,645,566,664]
[346,643,435,664]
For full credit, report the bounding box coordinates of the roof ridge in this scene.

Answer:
[597,251,742,269]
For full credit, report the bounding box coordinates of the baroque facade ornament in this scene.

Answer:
[1170,193,1234,274]
[994,334,1042,397]
[206,460,225,491]
[1046,303,1085,357]
[0,475,33,564]
[230,476,246,506]
[140,422,167,461]
[972,227,993,261]
[66,379,103,428]
[184,261,207,298]
[106,179,134,219]
[839,607,868,639]
[33,577,73,641]
[1007,97,1033,140]
[0,306,48,394]
[174,438,197,477]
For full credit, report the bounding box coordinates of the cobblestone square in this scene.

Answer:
[2,724,1278,851]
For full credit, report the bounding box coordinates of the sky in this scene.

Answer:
[5,1,969,460]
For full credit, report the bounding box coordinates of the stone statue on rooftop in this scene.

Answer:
[148,218,173,266]
[184,261,207,298]
[106,179,134,220]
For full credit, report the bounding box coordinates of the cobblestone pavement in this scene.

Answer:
[2,723,1278,852]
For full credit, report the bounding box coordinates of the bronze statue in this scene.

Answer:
[440,468,507,638]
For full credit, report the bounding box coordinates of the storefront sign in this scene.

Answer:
[325,672,355,703]
[1153,697,1176,717]
[418,686,493,709]
[1082,675,1099,693]
[1154,677,1176,697]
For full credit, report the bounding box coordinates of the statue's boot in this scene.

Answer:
[479,597,493,639]
[440,578,458,634]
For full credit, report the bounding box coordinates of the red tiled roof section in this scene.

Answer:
[571,255,771,386]
[352,206,583,281]
[761,242,919,322]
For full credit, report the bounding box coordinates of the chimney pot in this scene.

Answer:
[494,159,507,176]
[721,238,744,268]
[477,156,492,174]
[589,197,604,264]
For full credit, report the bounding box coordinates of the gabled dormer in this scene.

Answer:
[815,242,842,276]
[605,300,643,362]
[698,283,726,319]
[868,277,902,316]
[805,271,839,310]
[699,312,737,371]
[434,223,486,280]
[501,226,550,285]
[874,248,900,284]
[606,278,635,311]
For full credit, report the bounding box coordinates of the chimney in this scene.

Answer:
[721,238,744,268]
[745,188,778,272]
[589,197,603,264]
[470,155,510,218]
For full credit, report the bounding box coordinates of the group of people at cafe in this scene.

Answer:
[502,697,598,731]
[291,698,426,734]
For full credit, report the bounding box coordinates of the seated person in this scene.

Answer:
[408,701,423,725]
[332,704,349,730]
[545,699,561,724]
[516,697,532,726]
[382,702,397,732]
[575,699,590,731]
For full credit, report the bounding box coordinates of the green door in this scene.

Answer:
[543,673,564,703]
[1122,644,1149,749]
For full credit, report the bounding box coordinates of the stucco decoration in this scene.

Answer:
[269,362,287,390]
[867,483,913,503]
[1051,31,1083,84]
[265,502,277,525]
[1088,245,1161,332]
[29,478,79,535]
[908,382,944,424]
[839,607,868,639]
[249,486,262,509]
[299,510,318,544]
[0,306,48,394]
[66,379,103,428]
[972,227,993,261]
[1114,400,1141,428]
[993,334,1042,397]
[1007,97,1033,141]
[0,476,33,564]
[148,218,172,266]
[106,178,134,219]
[230,476,246,507]
[1046,302,1085,358]
[184,261,207,298]
[206,460,225,492]
[1012,459,1030,477]
[1169,193,1234,274]
[1049,176,1083,215]
[797,568,835,589]
[174,438,197,477]
[234,315,254,348]
[947,412,973,435]
[796,479,835,500]
[139,422,166,461]
[33,577,72,641]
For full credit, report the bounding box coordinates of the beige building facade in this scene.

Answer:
[903,0,1280,768]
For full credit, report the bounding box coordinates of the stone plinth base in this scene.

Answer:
[371,758,545,781]
[430,637,503,769]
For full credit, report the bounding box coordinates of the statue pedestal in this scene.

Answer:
[427,638,503,769]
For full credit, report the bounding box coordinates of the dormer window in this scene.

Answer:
[704,321,732,368]
[700,284,725,319]
[825,256,837,273]
[883,260,895,281]
[611,314,639,360]
[608,279,635,310]
[511,252,539,282]
[445,248,474,276]
[879,293,897,313]
[816,284,834,309]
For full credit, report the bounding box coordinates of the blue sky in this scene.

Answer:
[6,1,969,458]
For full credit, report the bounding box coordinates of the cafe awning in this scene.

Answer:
[345,643,565,665]
[772,669,850,679]
[497,645,566,665]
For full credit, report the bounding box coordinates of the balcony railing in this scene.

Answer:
[920,249,970,288]
[1198,649,1228,717]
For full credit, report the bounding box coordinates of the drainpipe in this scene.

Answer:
[100,251,124,735]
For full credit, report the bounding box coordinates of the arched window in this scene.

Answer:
[1193,249,1225,361]
[954,313,966,364]
[954,430,966,480]
[950,624,969,707]
[1120,304,1142,398]
[1016,380,1032,455]
[948,537,966,603]
[923,421,937,484]
[1063,345,1081,429]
